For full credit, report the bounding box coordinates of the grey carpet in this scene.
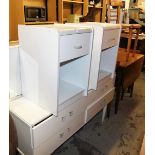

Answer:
[52,73,145,155]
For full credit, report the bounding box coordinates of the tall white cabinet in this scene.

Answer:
[9,23,121,155]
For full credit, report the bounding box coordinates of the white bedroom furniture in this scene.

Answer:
[9,23,121,155]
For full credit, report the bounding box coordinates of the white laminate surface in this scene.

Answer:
[9,97,51,126]
[59,80,84,105]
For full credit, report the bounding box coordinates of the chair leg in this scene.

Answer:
[115,85,121,114]
[130,83,134,97]
[121,88,125,100]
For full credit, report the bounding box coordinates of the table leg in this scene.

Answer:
[102,105,107,124]
[130,83,134,97]
[107,101,112,119]
[115,67,123,114]
[121,88,125,100]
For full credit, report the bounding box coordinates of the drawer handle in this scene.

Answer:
[67,128,70,132]
[74,45,82,49]
[61,116,66,122]
[69,111,74,116]
[59,133,64,138]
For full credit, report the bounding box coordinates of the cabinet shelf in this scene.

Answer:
[59,0,106,23]
[88,5,103,9]
[59,80,84,105]
[63,0,84,4]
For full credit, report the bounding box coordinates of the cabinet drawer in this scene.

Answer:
[32,99,85,148]
[85,88,115,123]
[102,29,120,50]
[59,33,91,63]
[33,111,85,149]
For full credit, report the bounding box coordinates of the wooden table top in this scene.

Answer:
[117,48,144,68]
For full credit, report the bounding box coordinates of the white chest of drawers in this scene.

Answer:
[9,23,121,155]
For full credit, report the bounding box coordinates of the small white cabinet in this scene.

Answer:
[18,25,93,116]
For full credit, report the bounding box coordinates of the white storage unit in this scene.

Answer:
[18,24,93,116]
[9,23,121,155]
[65,22,121,90]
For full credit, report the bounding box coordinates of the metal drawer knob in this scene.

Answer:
[67,128,70,132]
[59,133,64,138]
[69,111,73,116]
[61,116,66,122]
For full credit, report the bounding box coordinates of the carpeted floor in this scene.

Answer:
[52,73,145,155]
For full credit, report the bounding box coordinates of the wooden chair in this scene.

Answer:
[106,0,122,23]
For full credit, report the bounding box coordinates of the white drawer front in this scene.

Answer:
[32,100,85,148]
[102,29,120,50]
[85,88,115,123]
[33,111,85,151]
[59,33,91,63]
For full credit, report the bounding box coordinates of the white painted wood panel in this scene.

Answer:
[10,113,33,155]
[32,110,85,149]
[33,112,85,155]
[59,33,91,63]
[18,25,59,116]
[60,54,92,96]
[85,88,115,123]
[10,97,51,126]
[102,28,120,50]
[9,45,22,98]
[100,46,119,78]
[59,80,84,105]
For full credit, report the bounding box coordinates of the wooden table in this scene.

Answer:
[114,49,144,113]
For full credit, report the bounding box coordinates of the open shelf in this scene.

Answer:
[59,80,84,105]
[98,70,112,81]
[88,5,103,9]
[63,0,84,4]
